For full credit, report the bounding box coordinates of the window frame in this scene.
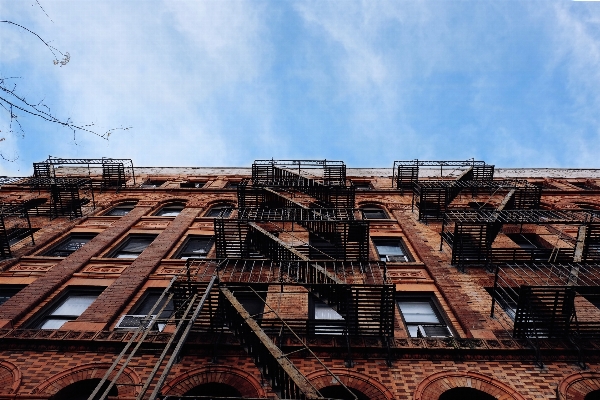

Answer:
[154,203,186,217]
[352,181,372,191]
[372,237,413,262]
[205,204,234,218]
[107,234,157,258]
[30,287,104,329]
[180,181,206,189]
[174,235,215,259]
[105,202,137,217]
[397,295,452,338]
[309,295,345,335]
[360,205,389,220]
[43,233,98,257]
[0,284,26,306]
[117,289,174,331]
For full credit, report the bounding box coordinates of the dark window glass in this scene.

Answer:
[7,228,39,245]
[35,289,103,329]
[45,234,97,257]
[155,204,184,217]
[397,297,451,338]
[352,181,372,191]
[180,182,205,188]
[175,236,214,259]
[372,238,412,262]
[361,206,388,219]
[110,235,157,258]
[206,204,233,218]
[106,203,136,216]
[52,378,117,400]
[0,285,25,306]
[118,290,174,331]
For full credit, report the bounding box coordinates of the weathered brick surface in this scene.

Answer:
[0,206,151,328]
[76,207,200,326]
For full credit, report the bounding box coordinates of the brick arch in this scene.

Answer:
[558,371,600,400]
[415,371,526,400]
[161,365,266,398]
[305,369,394,400]
[0,361,22,394]
[31,362,140,397]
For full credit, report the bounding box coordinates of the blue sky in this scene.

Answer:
[1,0,600,175]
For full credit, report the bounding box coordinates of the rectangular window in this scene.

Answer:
[105,203,135,216]
[35,288,103,329]
[180,182,205,188]
[205,205,233,218]
[7,228,39,245]
[109,235,157,258]
[44,233,97,257]
[361,207,388,219]
[397,297,451,338]
[311,295,345,335]
[372,237,413,262]
[0,285,25,306]
[175,235,214,259]
[117,289,174,331]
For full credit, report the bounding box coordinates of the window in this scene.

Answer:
[7,227,39,245]
[174,235,214,259]
[109,235,157,258]
[360,206,388,219]
[372,237,412,262]
[0,285,25,306]
[117,289,174,331]
[226,181,239,189]
[397,297,451,338]
[205,204,233,218]
[180,181,205,188]
[352,181,372,191]
[506,233,543,250]
[141,180,166,188]
[34,288,103,329]
[311,295,344,335]
[44,233,97,257]
[105,202,136,216]
[155,203,185,217]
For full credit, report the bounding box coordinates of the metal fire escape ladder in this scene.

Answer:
[136,275,218,400]
[88,277,178,400]
[220,287,357,400]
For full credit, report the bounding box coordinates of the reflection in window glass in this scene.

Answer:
[155,204,184,217]
[372,238,412,262]
[45,234,97,257]
[206,205,233,218]
[38,292,100,329]
[176,236,215,259]
[397,298,450,338]
[361,207,388,219]
[112,235,157,258]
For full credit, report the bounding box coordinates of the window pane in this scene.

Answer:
[376,244,405,256]
[398,301,440,324]
[52,295,97,316]
[156,209,181,217]
[107,207,131,216]
[179,237,214,259]
[121,237,155,253]
[48,235,96,257]
[206,206,232,218]
[41,318,68,329]
[362,208,387,219]
[314,302,344,320]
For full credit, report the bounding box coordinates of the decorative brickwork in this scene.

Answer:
[414,371,526,400]
[30,362,140,397]
[305,369,394,400]
[558,371,600,400]
[161,365,267,398]
[0,360,21,395]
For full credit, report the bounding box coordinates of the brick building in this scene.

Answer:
[0,158,600,400]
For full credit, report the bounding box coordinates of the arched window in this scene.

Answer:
[586,390,600,400]
[205,203,233,218]
[155,202,185,217]
[51,378,117,400]
[183,382,241,397]
[438,387,496,400]
[105,202,137,216]
[360,205,388,219]
[319,385,369,400]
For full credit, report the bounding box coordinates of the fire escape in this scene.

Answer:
[90,160,394,400]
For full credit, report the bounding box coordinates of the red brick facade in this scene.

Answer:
[0,163,599,399]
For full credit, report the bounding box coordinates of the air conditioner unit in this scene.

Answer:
[386,255,408,262]
[417,325,452,338]
[115,314,156,330]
